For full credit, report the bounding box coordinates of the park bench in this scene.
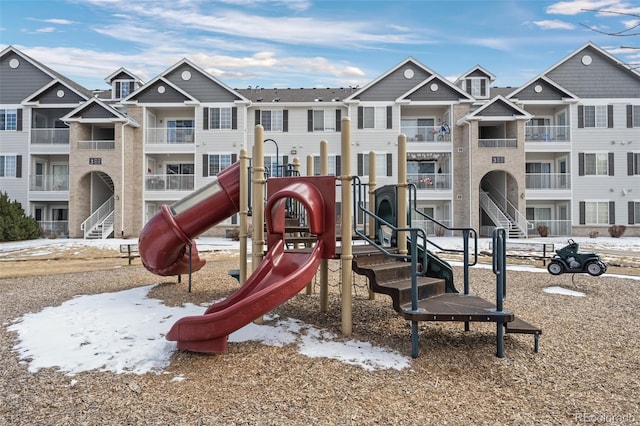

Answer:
[120,243,139,265]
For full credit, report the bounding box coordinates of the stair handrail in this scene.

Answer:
[492,227,508,358]
[80,196,115,237]
[100,211,115,239]
[479,191,511,228]
[408,183,478,296]
[482,181,532,235]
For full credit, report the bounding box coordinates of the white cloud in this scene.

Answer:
[533,19,577,30]
[546,0,640,15]
[35,27,56,33]
[41,18,77,25]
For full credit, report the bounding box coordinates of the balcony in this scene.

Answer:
[525,125,570,143]
[526,173,571,190]
[31,128,69,144]
[478,139,517,148]
[145,174,194,191]
[78,140,115,150]
[37,221,69,237]
[30,174,69,191]
[146,127,195,145]
[402,125,451,142]
[408,173,451,190]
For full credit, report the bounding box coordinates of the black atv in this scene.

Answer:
[547,239,607,276]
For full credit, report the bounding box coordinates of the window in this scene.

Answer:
[117,80,134,98]
[579,152,612,176]
[579,105,611,128]
[630,105,640,128]
[469,78,487,97]
[167,120,194,143]
[629,153,640,175]
[630,201,640,225]
[259,110,283,131]
[309,109,340,132]
[210,107,232,129]
[358,106,392,129]
[358,153,391,177]
[0,155,17,177]
[207,154,232,176]
[312,155,339,176]
[0,109,17,130]
[584,201,609,225]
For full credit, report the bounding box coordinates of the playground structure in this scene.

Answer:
[547,239,607,277]
[139,118,541,358]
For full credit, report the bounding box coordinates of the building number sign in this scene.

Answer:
[89,158,102,165]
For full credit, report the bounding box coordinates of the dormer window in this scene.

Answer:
[468,78,488,98]
[114,80,135,99]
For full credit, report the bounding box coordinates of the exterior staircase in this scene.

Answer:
[81,196,115,239]
[479,190,527,238]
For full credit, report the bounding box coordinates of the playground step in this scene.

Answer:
[400,293,514,323]
[505,317,542,353]
[379,276,446,312]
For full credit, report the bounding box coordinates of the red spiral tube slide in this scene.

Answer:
[138,162,240,276]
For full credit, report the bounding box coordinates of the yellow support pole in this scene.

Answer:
[319,140,329,312]
[340,119,353,336]
[239,148,249,284]
[368,150,376,300]
[397,134,408,256]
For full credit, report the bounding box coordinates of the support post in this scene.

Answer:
[397,134,407,256]
[340,119,353,336]
[368,150,376,300]
[239,148,249,284]
[252,126,266,325]
[320,140,329,313]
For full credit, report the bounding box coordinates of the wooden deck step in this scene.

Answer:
[400,293,514,323]
[505,317,541,353]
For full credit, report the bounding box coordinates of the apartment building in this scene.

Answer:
[0,42,638,239]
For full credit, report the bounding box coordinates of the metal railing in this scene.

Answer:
[37,221,69,237]
[401,125,451,142]
[31,128,69,144]
[29,174,69,191]
[525,125,570,142]
[526,173,571,190]
[80,196,114,239]
[146,127,195,144]
[145,174,195,191]
[478,138,517,148]
[407,173,451,190]
[527,220,572,237]
[78,140,115,150]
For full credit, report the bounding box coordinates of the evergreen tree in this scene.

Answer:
[0,192,40,242]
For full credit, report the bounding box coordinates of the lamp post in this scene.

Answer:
[264,138,279,177]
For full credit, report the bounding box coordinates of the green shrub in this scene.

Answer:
[0,192,40,242]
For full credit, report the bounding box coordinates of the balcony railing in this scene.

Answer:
[146,127,195,144]
[30,174,69,191]
[525,125,570,142]
[408,173,451,190]
[401,125,451,142]
[146,174,195,191]
[38,220,69,237]
[527,220,571,237]
[78,140,115,150]
[526,173,571,190]
[31,128,69,144]
[478,138,517,148]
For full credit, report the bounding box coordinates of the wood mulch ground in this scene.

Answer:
[0,245,638,425]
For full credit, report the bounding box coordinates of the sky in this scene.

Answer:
[2,236,638,376]
[0,0,639,91]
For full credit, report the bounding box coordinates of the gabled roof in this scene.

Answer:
[455,65,496,83]
[457,95,532,124]
[1,46,93,97]
[397,74,475,103]
[104,67,144,84]
[123,58,248,104]
[121,76,198,104]
[506,75,579,102]
[62,97,139,126]
[22,78,89,105]
[345,57,436,102]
